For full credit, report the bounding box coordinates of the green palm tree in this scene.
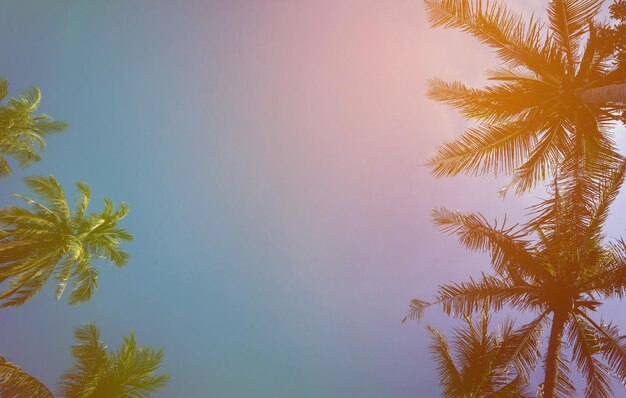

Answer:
[0,78,67,177]
[424,0,625,194]
[58,323,169,398]
[0,175,132,307]
[427,308,533,397]
[0,354,54,397]
[0,325,168,398]
[407,160,626,397]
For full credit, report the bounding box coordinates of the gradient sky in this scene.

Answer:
[0,1,625,397]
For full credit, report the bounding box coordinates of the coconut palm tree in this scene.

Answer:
[0,324,168,398]
[58,323,169,398]
[0,175,132,307]
[406,160,626,397]
[0,78,67,177]
[424,0,626,194]
[0,354,54,397]
[427,308,533,397]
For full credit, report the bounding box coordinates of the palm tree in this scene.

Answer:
[406,160,626,397]
[0,78,67,177]
[424,0,626,194]
[0,354,54,397]
[0,324,168,398]
[58,323,169,398]
[0,175,132,307]
[427,307,533,397]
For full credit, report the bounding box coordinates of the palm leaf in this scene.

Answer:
[427,119,544,178]
[568,314,613,398]
[424,0,563,79]
[497,312,547,377]
[580,314,626,385]
[22,176,70,223]
[428,325,463,397]
[547,0,603,70]
[0,355,53,398]
[431,207,546,280]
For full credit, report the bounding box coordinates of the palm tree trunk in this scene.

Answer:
[578,83,626,104]
[542,311,567,398]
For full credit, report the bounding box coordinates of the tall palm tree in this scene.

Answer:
[427,307,533,397]
[58,323,170,398]
[424,0,626,194]
[0,354,54,397]
[406,160,626,397]
[0,78,67,177]
[0,324,168,398]
[0,175,132,307]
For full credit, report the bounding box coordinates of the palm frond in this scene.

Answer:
[0,82,67,176]
[505,117,569,194]
[402,299,431,323]
[428,325,463,397]
[432,207,545,279]
[0,77,8,101]
[555,355,577,397]
[436,273,536,317]
[58,323,108,398]
[568,314,613,398]
[67,262,98,305]
[0,265,57,308]
[0,355,53,398]
[576,21,601,80]
[104,330,169,397]
[22,176,70,223]
[497,312,547,377]
[424,0,562,79]
[427,78,548,123]
[580,314,626,385]
[485,375,533,398]
[427,119,545,178]
[547,0,603,69]
[72,182,91,227]
[585,158,626,243]
[9,87,41,113]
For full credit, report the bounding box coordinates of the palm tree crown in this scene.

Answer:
[424,0,626,194]
[407,160,626,397]
[427,308,532,397]
[0,175,132,307]
[0,78,67,177]
[58,323,170,398]
[0,324,168,398]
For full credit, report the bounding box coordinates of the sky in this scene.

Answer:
[0,0,625,397]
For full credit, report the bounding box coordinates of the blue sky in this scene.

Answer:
[0,1,625,397]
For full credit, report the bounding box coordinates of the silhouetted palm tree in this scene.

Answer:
[424,0,625,194]
[0,78,67,177]
[427,307,533,397]
[58,323,169,398]
[0,175,132,307]
[407,160,626,397]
